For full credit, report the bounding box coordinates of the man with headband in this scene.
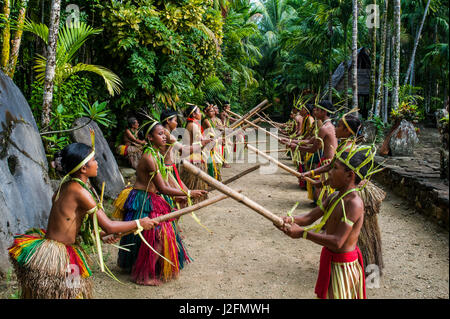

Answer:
[9,133,158,298]
[277,143,383,299]
[282,100,338,203]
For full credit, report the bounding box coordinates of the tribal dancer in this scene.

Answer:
[179,105,214,204]
[159,110,211,234]
[113,121,207,286]
[278,144,383,299]
[116,117,147,169]
[202,103,225,181]
[219,102,234,168]
[290,103,315,189]
[300,113,386,274]
[282,100,338,203]
[9,137,158,298]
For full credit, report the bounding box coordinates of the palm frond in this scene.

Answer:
[63,63,122,96]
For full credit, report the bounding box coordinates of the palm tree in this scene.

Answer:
[24,19,122,128]
[392,0,401,111]
[0,0,11,73]
[403,0,432,85]
[369,0,377,113]
[6,0,29,78]
[351,0,359,109]
[41,0,62,129]
[373,0,389,118]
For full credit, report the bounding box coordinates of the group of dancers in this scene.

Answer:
[8,98,385,299]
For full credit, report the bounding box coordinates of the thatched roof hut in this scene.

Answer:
[325,47,372,117]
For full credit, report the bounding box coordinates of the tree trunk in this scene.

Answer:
[1,0,11,73]
[403,0,431,86]
[328,14,333,103]
[374,0,389,118]
[392,0,401,110]
[383,24,391,123]
[6,0,29,78]
[351,0,359,110]
[369,0,377,117]
[41,0,62,130]
[344,25,349,109]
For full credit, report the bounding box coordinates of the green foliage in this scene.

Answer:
[367,115,389,143]
[96,0,224,110]
[23,19,122,96]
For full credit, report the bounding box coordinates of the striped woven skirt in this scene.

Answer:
[315,246,366,299]
[8,229,92,299]
[112,188,191,284]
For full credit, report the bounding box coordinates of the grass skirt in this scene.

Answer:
[8,229,92,299]
[116,144,143,169]
[179,161,209,204]
[113,188,191,284]
[357,180,386,274]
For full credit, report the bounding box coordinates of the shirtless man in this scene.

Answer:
[47,146,156,246]
[278,149,369,299]
[9,142,158,298]
[281,100,338,201]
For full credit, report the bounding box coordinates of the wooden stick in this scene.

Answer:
[230,100,268,129]
[246,144,317,184]
[206,164,261,191]
[117,192,239,238]
[228,109,286,142]
[181,160,287,228]
[264,149,289,153]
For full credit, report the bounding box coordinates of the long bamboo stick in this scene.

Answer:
[181,160,288,228]
[206,164,261,191]
[246,144,317,184]
[227,109,286,141]
[230,100,268,129]
[117,192,238,238]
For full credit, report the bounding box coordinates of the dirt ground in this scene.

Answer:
[1,150,448,300]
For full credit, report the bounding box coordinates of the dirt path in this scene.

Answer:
[91,152,448,300]
[1,151,448,300]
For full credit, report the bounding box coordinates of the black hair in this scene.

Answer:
[57,143,92,175]
[318,100,335,116]
[305,103,314,114]
[145,122,163,137]
[185,105,198,118]
[342,114,362,137]
[224,101,230,105]
[127,117,138,128]
[160,110,178,125]
[339,150,372,185]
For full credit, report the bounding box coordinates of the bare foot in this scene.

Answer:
[136,278,163,286]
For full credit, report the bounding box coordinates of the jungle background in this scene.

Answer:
[1,0,448,161]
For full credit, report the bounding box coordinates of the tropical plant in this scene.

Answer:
[24,19,122,96]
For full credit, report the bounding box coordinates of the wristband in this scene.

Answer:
[302,230,308,239]
[290,216,295,224]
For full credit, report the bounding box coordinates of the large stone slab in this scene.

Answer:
[0,71,53,276]
[71,117,125,199]
[389,120,419,156]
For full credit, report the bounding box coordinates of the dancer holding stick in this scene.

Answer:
[276,144,382,299]
[112,121,207,286]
